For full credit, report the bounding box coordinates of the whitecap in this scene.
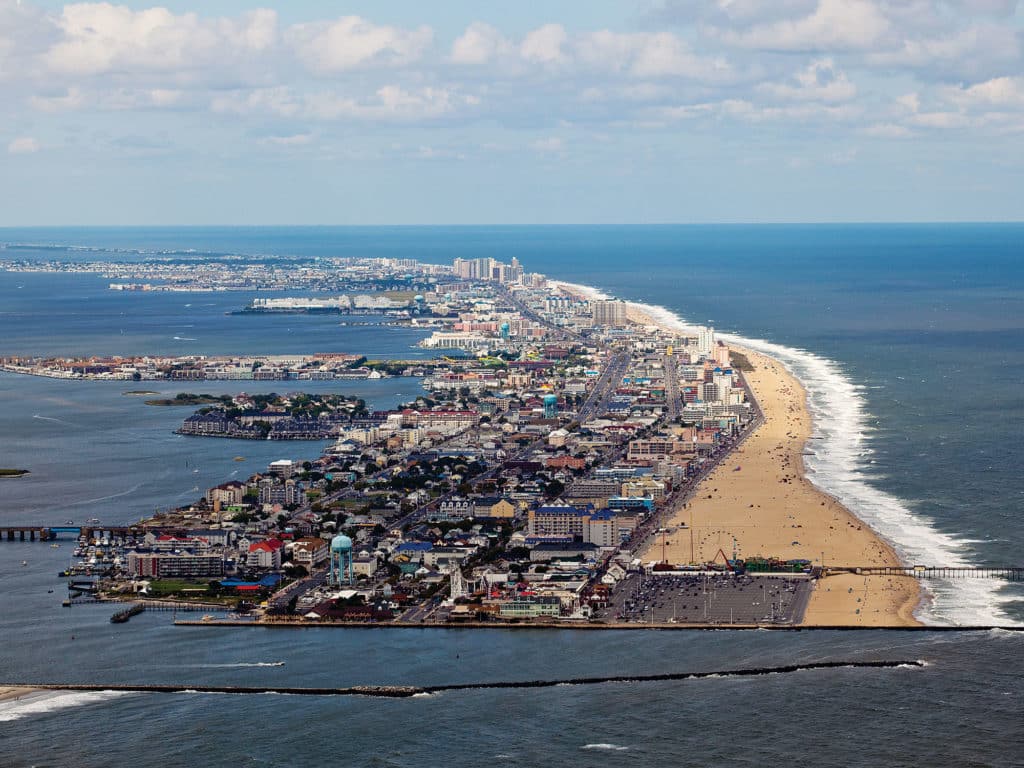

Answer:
[581,744,629,751]
[0,690,131,723]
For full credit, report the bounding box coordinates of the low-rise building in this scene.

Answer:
[127,552,225,578]
[291,537,329,568]
[247,538,284,569]
[498,595,562,618]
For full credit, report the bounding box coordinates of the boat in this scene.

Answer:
[50,543,60,548]
[21,560,28,567]
[233,456,246,462]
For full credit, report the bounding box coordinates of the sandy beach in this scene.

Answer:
[0,686,39,703]
[619,302,922,626]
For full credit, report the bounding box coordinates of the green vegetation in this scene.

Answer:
[146,392,231,406]
[144,579,204,596]
[0,468,29,477]
[145,579,237,604]
[382,290,417,301]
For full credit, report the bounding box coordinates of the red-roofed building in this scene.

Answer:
[247,538,284,570]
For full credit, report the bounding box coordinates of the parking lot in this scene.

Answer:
[599,572,813,625]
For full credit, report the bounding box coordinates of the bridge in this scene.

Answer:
[0,525,142,542]
[828,565,1024,580]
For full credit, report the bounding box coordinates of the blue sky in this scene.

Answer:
[1,1,1023,224]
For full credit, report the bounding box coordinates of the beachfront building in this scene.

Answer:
[592,300,627,327]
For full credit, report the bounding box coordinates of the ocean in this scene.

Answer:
[1,225,1023,767]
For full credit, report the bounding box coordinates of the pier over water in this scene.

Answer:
[0,525,141,542]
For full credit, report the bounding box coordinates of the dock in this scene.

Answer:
[0,525,142,542]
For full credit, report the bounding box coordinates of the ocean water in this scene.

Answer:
[2,225,1024,766]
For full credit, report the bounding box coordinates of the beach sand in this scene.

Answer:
[0,686,39,703]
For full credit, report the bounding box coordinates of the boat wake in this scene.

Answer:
[0,690,131,723]
[64,482,145,507]
[566,282,1018,626]
[32,413,75,426]
[188,662,286,668]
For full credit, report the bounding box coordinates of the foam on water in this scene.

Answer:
[567,283,1018,626]
[0,690,131,722]
[581,744,630,751]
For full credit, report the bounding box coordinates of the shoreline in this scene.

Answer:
[556,281,923,626]
[0,686,41,704]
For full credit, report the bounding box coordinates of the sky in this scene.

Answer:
[1,0,1023,225]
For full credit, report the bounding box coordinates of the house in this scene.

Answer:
[247,538,284,569]
[473,496,516,520]
[394,541,433,563]
[353,552,379,578]
[434,496,473,522]
[291,537,329,568]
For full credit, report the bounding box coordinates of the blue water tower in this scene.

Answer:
[543,394,558,419]
[329,533,354,586]
[500,322,510,341]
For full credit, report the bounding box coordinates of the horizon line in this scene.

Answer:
[2,220,1023,229]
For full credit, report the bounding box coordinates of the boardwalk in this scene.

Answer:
[829,566,1024,580]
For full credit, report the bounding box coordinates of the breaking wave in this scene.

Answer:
[0,690,131,723]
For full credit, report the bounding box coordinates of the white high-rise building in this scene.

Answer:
[697,326,715,357]
[592,300,627,327]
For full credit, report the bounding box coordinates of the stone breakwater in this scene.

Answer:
[7,660,924,699]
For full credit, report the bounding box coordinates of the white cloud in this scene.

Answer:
[520,24,567,64]
[946,76,1024,109]
[30,87,86,112]
[288,15,432,74]
[759,58,856,102]
[212,84,471,122]
[8,136,40,154]
[908,111,969,128]
[660,98,861,123]
[712,0,890,51]
[45,4,278,77]
[265,133,314,146]
[531,136,564,152]
[575,30,731,80]
[451,22,511,65]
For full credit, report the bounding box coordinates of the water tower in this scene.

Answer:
[499,321,510,341]
[329,533,354,586]
[543,394,558,419]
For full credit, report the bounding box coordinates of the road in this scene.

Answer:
[663,353,681,420]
